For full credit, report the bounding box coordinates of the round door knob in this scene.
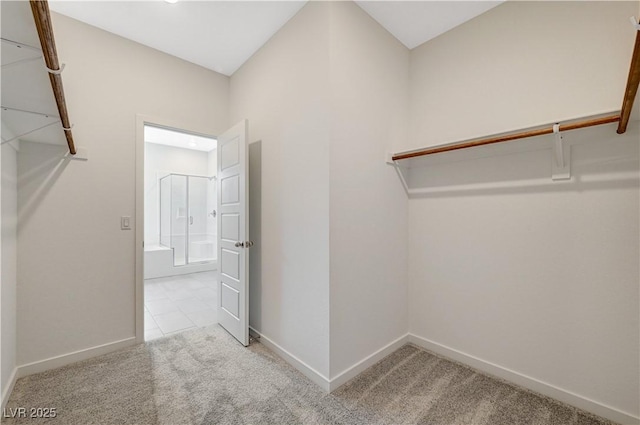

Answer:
[235,241,244,248]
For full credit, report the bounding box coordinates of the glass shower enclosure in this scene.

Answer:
[159,173,217,266]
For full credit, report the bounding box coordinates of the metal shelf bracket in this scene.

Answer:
[551,123,570,181]
[386,153,410,195]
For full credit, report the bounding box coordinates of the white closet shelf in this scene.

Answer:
[1,0,76,154]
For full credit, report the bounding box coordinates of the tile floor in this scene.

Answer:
[144,271,218,341]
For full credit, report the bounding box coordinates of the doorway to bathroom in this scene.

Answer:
[142,123,219,341]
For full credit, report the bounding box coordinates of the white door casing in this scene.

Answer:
[217,120,249,346]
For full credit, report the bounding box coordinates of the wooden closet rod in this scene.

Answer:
[392,114,620,161]
[29,0,76,155]
[617,23,640,134]
[394,20,640,162]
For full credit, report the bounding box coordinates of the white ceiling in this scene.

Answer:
[49,0,307,76]
[356,1,504,49]
[48,1,503,77]
[145,125,217,152]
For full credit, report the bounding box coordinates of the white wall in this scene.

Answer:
[144,142,210,246]
[230,2,331,379]
[1,133,18,407]
[407,1,639,152]
[407,125,639,422]
[17,13,229,367]
[406,1,640,422]
[328,2,409,380]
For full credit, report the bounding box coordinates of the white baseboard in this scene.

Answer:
[16,337,137,379]
[252,329,410,393]
[408,334,639,425]
[1,367,18,409]
[329,333,410,392]
[250,327,331,392]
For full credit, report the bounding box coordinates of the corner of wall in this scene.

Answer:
[328,0,410,380]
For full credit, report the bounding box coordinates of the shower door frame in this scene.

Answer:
[159,172,216,267]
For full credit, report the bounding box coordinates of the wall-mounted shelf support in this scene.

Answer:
[45,63,65,75]
[552,124,564,168]
[386,153,410,195]
[551,123,570,181]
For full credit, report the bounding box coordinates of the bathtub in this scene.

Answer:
[144,243,217,279]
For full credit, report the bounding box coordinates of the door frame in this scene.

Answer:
[134,114,217,343]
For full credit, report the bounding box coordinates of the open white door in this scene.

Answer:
[217,120,250,346]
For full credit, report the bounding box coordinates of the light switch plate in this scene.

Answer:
[121,216,131,230]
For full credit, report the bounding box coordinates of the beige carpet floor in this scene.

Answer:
[4,326,618,425]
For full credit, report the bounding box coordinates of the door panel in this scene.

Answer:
[220,137,240,170]
[221,284,240,318]
[217,120,249,346]
[220,175,239,204]
[221,249,240,280]
[221,213,239,242]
